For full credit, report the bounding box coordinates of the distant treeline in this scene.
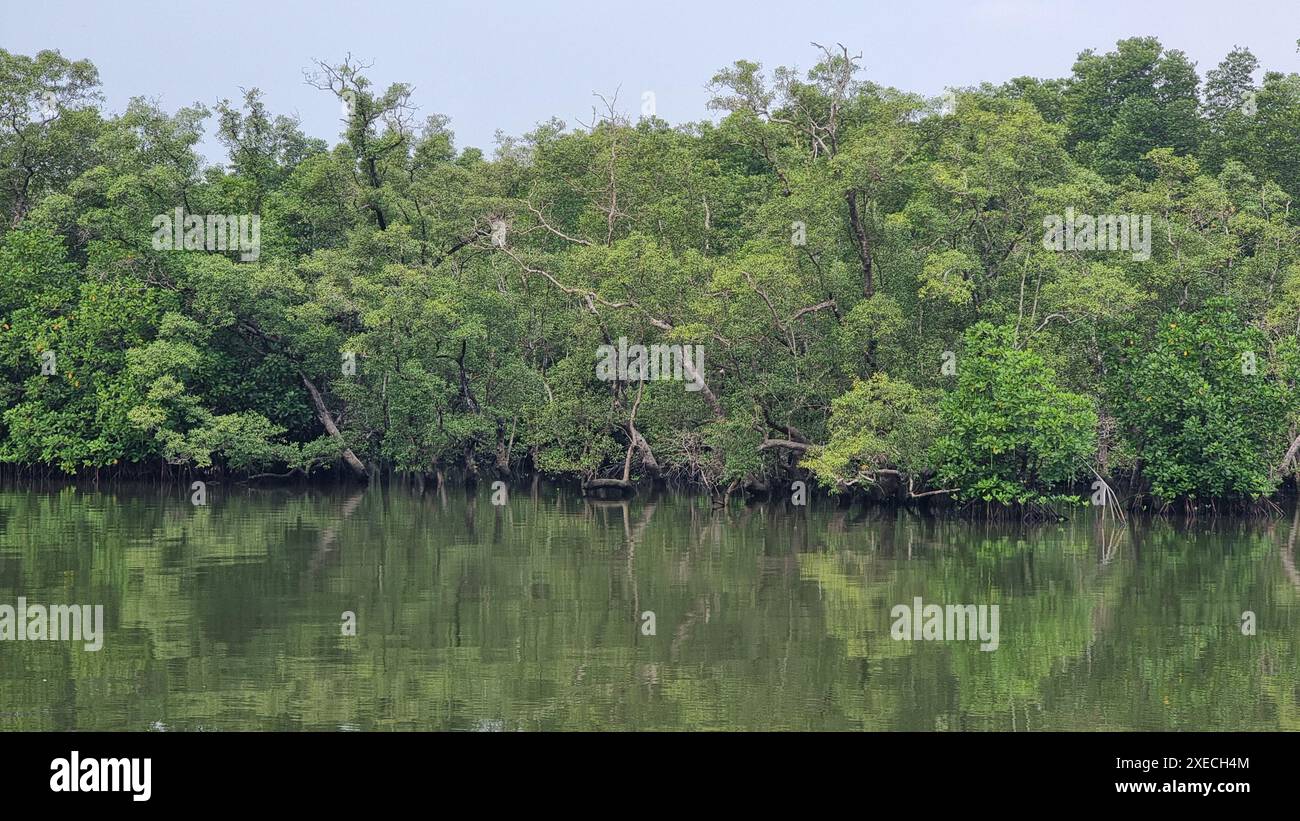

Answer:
[2,39,1300,513]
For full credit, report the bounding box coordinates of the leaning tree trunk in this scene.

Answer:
[299,374,367,478]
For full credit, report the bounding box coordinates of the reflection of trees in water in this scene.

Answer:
[798,517,1127,729]
[0,490,1296,730]
[1281,507,1300,590]
[305,488,366,580]
[1037,517,1293,730]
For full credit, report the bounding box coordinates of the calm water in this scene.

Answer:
[0,483,1297,731]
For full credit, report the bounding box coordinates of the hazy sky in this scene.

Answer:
[2,0,1297,163]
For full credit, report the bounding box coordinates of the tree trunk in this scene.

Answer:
[1276,430,1300,480]
[299,374,367,478]
[845,189,874,298]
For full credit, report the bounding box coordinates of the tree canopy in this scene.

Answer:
[2,39,1298,512]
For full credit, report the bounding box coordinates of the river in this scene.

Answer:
[0,483,1296,730]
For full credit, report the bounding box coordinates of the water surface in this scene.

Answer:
[1,484,1296,730]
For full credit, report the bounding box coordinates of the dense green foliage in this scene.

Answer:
[2,39,1299,509]
[932,323,1097,506]
[1108,299,1291,501]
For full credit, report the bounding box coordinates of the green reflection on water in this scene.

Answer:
[0,484,1296,731]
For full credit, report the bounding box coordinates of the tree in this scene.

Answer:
[1108,299,1287,504]
[1065,37,1201,179]
[803,374,940,495]
[933,323,1097,507]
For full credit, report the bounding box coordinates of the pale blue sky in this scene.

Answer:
[2,0,1297,163]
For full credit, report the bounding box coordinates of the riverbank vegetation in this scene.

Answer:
[2,39,1299,512]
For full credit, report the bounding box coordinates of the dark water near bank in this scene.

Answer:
[0,483,1297,731]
